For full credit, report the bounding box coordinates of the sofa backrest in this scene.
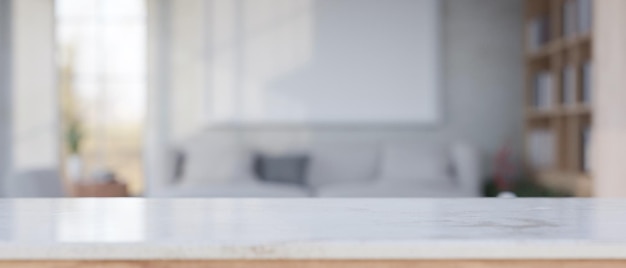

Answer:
[178,132,254,186]
[379,142,451,183]
[307,141,380,187]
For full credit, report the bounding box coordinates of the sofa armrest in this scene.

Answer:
[163,148,185,185]
[144,146,181,197]
[451,143,483,197]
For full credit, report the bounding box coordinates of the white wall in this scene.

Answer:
[199,0,441,125]
[0,0,58,196]
[146,0,524,191]
[0,0,12,195]
[439,0,524,162]
[9,0,58,175]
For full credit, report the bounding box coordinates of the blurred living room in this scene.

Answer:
[0,0,622,199]
[9,0,626,267]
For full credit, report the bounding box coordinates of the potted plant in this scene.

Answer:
[61,45,85,182]
[66,120,84,181]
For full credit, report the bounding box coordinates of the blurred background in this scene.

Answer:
[1,0,622,198]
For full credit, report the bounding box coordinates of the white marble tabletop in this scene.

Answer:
[0,198,625,260]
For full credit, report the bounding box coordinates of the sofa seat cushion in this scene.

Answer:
[315,180,466,198]
[153,180,310,198]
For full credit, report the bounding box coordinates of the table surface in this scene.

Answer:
[0,198,625,260]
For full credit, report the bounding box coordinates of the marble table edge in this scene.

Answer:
[0,243,625,260]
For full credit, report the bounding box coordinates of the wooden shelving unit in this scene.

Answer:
[524,0,593,196]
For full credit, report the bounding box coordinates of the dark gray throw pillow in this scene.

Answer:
[172,150,186,183]
[254,154,309,186]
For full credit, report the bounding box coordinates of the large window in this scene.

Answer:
[56,0,146,195]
